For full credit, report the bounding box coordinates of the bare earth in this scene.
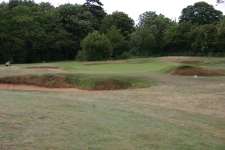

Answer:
[0,84,84,92]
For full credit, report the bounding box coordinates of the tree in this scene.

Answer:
[179,2,223,25]
[137,11,175,53]
[101,11,134,37]
[83,0,106,29]
[57,4,95,56]
[0,1,78,63]
[130,27,156,56]
[106,26,129,58]
[216,18,225,53]
[57,4,94,39]
[190,24,218,55]
[163,22,194,55]
[9,0,36,8]
[80,31,112,61]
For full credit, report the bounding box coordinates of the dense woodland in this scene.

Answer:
[0,0,224,63]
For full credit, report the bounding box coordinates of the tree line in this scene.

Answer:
[0,0,224,63]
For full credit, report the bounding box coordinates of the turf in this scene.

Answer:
[0,88,225,150]
[0,57,225,150]
[53,58,178,75]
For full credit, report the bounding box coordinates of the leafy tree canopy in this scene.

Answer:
[179,2,223,25]
[101,11,134,37]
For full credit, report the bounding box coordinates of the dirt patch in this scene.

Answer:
[0,112,7,118]
[0,84,86,92]
[94,79,131,90]
[0,75,73,88]
[171,66,225,76]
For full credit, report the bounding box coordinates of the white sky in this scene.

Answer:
[1,0,225,21]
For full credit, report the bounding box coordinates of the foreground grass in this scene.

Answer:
[0,88,225,150]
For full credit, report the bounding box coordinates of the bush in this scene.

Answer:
[80,31,112,61]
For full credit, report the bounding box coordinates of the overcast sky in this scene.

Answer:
[1,0,225,21]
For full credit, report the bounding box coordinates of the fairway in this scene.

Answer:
[0,57,225,150]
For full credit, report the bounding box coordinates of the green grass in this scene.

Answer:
[53,58,178,75]
[0,57,225,150]
[0,90,225,150]
[65,73,154,90]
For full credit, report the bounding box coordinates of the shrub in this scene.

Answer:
[80,31,112,61]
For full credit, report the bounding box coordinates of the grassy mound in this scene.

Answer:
[171,65,225,76]
[0,74,153,90]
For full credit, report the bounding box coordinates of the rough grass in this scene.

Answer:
[0,74,153,90]
[171,65,225,76]
[1,57,225,150]
[0,78,225,150]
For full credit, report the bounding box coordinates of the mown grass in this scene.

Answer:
[53,58,178,75]
[0,90,225,150]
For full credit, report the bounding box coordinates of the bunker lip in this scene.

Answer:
[171,66,225,76]
[0,74,148,91]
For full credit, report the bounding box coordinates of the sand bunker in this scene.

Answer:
[0,84,84,92]
[0,75,73,88]
[171,66,225,76]
[0,74,139,91]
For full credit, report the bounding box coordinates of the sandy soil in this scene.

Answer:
[0,84,85,92]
